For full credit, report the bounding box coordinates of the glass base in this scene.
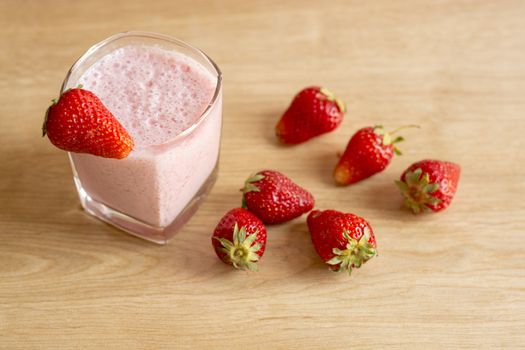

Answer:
[74,166,218,244]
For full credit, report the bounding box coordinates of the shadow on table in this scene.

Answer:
[0,142,148,247]
[261,108,285,146]
[281,221,328,273]
[358,179,405,214]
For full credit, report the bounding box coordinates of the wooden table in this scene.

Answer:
[1,0,524,348]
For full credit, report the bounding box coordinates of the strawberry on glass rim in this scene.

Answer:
[43,87,134,159]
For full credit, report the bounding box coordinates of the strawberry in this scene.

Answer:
[275,86,346,144]
[307,209,377,276]
[43,88,134,159]
[333,125,417,185]
[241,170,315,224]
[212,208,267,271]
[395,159,461,214]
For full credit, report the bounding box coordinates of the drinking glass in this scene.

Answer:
[61,31,222,244]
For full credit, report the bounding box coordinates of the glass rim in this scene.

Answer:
[61,31,222,151]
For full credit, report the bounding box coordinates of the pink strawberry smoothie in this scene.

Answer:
[68,44,221,230]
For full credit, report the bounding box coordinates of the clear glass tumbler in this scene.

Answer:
[61,32,222,244]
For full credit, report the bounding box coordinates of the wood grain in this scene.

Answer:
[1,0,525,348]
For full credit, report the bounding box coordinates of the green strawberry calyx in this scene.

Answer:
[42,97,61,137]
[240,173,265,208]
[395,168,442,214]
[326,227,377,276]
[214,223,262,271]
[373,125,420,156]
[319,87,346,113]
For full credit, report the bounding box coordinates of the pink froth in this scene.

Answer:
[79,45,215,147]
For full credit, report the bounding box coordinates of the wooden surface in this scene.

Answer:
[1,0,525,348]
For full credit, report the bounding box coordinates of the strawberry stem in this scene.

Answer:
[240,172,264,208]
[388,124,420,135]
[319,87,346,113]
[326,228,376,276]
[319,87,335,100]
[215,223,262,271]
[377,125,419,153]
[240,173,264,194]
[395,168,442,214]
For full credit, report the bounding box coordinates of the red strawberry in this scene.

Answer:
[241,170,315,224]
[43,88,134,159]
[212,208,267,271]
[307,209,377,276]
[396,159,460,214]
[275,86,346,144]
[333,125,417,185]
